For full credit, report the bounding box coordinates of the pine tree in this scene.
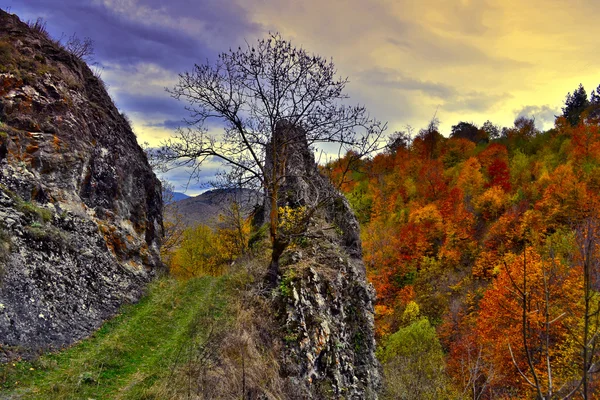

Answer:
[562,83,590,126]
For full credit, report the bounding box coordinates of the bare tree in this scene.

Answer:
[160,33,384,284]
[160,181,186,265]
[575,217,600,399]
[65,33,95,62]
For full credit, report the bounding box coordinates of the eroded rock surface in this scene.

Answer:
[0,11,163,360]
[267,122,380,398]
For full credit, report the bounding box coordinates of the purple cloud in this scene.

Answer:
[7,0,261,71]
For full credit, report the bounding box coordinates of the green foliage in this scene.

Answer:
[248,222,269,253]
[347,180,373,224]
[378,318,457,399]
[278,268,296,298]
[414,257,449,325]
[0,225,11,279]
[0,40,12,68]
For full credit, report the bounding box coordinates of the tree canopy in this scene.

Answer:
[160,33,384,283]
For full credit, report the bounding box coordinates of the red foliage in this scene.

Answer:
[486,158,511,192]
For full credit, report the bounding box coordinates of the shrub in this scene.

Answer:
[0,41,12,66]
[26,18,50,38]
[378,312,458,399]
[0,225,11,271]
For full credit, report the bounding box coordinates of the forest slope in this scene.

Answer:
[331,84,600,399]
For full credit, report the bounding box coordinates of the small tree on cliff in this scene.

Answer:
[161,33,384,284]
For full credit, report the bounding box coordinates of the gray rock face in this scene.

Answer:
[0,11,163,360]
[266,122,380,398]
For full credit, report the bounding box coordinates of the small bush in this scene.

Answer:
[0,41,12,66]
[0,225,12,271]
[26,17,50,38]
[65,33,94,62]
[378,316,458,399]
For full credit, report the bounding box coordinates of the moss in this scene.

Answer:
[248,223,269,252]
[279,268,296,298]
[17,200,52,223]
[0,225,12,280]
[0,185,53,224]
[24,225,71,251]
[353,330,364,352]
[283,332,298,343]
[0,40,12,67]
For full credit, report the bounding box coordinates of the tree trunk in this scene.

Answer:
[265,237,288,287]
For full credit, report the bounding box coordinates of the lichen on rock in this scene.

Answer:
[264,122,381,398]
[0,10,163,361]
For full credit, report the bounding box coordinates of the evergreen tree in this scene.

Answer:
[591,84,600,105]
[562,83,590,126]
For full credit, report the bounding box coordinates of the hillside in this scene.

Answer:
[0,10,163,361]
[0,276,230,399]
[167,188,260,228]
[331,87,600,398]
[5,4,600,399]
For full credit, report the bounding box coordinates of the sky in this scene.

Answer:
[4,0,600,195]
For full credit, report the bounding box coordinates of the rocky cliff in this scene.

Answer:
[266,123,381,398]
[0,11,163,361]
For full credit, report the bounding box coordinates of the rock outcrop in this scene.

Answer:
[0,11,163,360]
[266,122,381,398]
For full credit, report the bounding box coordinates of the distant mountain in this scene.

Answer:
[170,192,190,202]
[166,188,261,228]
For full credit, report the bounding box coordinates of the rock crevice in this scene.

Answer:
[266,122,380,398]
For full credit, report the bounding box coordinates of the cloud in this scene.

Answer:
[9,0,600,188]
[514,105,560,130]
[145,120,182,130]
[359,68,454,99]
[156,156,225,195]
[443,91,511,113]
[385,32,530,70]
[11,0,261,71]
[359,68,510,114]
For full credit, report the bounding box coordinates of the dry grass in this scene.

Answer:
[148,262,291,399]
[26,17,50,38]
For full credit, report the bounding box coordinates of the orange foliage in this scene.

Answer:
[333,112,600,395]
[475,248,582,397]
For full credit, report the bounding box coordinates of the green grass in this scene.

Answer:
[0,275,231,399]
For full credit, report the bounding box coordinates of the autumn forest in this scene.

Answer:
[326,83,600,398]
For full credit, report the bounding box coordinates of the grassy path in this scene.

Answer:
[0,276,229,399]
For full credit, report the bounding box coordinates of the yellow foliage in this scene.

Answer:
[472,250,501,279]
[169,225,223,279]
[473,186,508,220]
[278,205,307,236]
[169,220,250,280]
[455,157,485,198]
[401,301,420,325]
[408,204,444,242]
[409,203,442,226]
